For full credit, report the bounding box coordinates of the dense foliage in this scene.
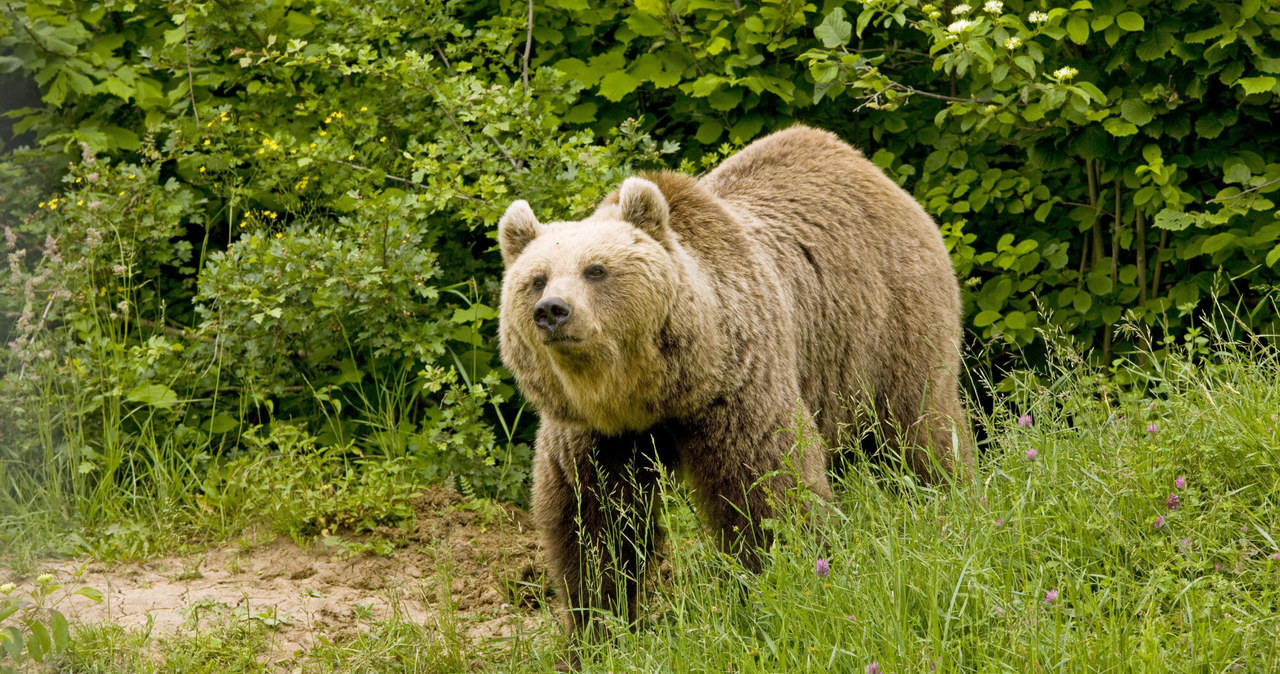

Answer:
[1,0,1278,543]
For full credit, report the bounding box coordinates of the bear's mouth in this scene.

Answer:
[542,333,583,347]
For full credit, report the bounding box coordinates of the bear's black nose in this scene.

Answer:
[533,297,572,332]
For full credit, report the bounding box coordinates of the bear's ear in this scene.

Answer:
[498,200,541,266]
[618,177,671,244]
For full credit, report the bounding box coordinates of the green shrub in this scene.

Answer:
[2,0,1277,548]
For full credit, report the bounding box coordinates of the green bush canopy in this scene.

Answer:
[1,0,1277,516]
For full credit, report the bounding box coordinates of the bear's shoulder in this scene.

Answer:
[700,125,867,199]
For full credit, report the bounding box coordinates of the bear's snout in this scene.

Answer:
[533,297,573,333]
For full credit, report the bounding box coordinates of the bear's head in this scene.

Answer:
[497,177,684,433]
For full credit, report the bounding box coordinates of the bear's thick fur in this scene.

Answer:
[498,125,970,635]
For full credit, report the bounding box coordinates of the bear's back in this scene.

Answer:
[697,125,962,447]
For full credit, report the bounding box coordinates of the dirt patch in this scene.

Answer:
[2,487,548,658]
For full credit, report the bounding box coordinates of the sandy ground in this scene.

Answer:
[2,487,548,662]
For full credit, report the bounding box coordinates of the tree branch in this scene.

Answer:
[1207,175,1280,204]
[521,0,534,97]
[183,2,200,127]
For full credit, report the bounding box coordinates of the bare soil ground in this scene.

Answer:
[2,487,549,664]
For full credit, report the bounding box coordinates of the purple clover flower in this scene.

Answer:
[1025,448,1038,460]
[815,557,830,579]
[1018,414,1032,428]
[1147,423,1159,435]
[1154,516,1165,529]
[866,663,882,674]
[1175,476,1186,489]
[1167,493,1181,510]
[1045,589,1059,603]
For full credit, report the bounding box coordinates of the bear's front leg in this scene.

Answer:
[531,420,668,641]
[681,394,832,572]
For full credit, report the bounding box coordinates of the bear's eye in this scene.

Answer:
[584,264,606,280]
[531,276,547,292]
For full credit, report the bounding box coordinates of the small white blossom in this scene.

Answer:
[1029,11,1049,23]
[948,19,973,33]
[1054,66,1078,80]
[1005,36,1022,48]
[952,4,972,15]
[0,582,15,594]
[984,0,1003,12]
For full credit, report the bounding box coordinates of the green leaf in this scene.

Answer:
[1224,161,1251,184]
[1003,310,1028,329]
[598,71,640,102]
[1073,291,1093,313]
[1066,16,1090,44]
[1103,118,1138,137]
[1185,24,1227,44]
[815,8,852,48]
[1236,76,1277,95]
[1014,55,1036,77]
[1086,270,1113,295]
[27,621,50,662]
[729,115,764,142]
[1200,232,1236,254]
[126,383,179,407]
[2,626,24,660]
[563,102,597,123]
[49,610,70,653]
[1115,12,1144,31]
[73,587,103,603]
[206,413,238,434]
[1195,116,1226,139]
[1153,209,1194,231]
[1266,244,1280,267]
[1120,99,1154,126]
[695,119,723,144]
[449,304,498,323]
[1135,32,1175,61]
[973,310,1002,327]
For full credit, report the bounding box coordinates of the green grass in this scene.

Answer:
[7,333,1280,672]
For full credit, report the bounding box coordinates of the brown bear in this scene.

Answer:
[497,125,970,638]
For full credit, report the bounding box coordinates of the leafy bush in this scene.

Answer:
[528,0,1279,367]
[2,0,1278,548]
[0,0,668,544]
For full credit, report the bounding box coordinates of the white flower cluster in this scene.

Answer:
[1005,36,1022,48]
[0,582,15,594]
[1054,66,1079,80]
[1029,11,1049,23]
[984,0,1003,13]
[953,4,972,15]
[948,19,974,33]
